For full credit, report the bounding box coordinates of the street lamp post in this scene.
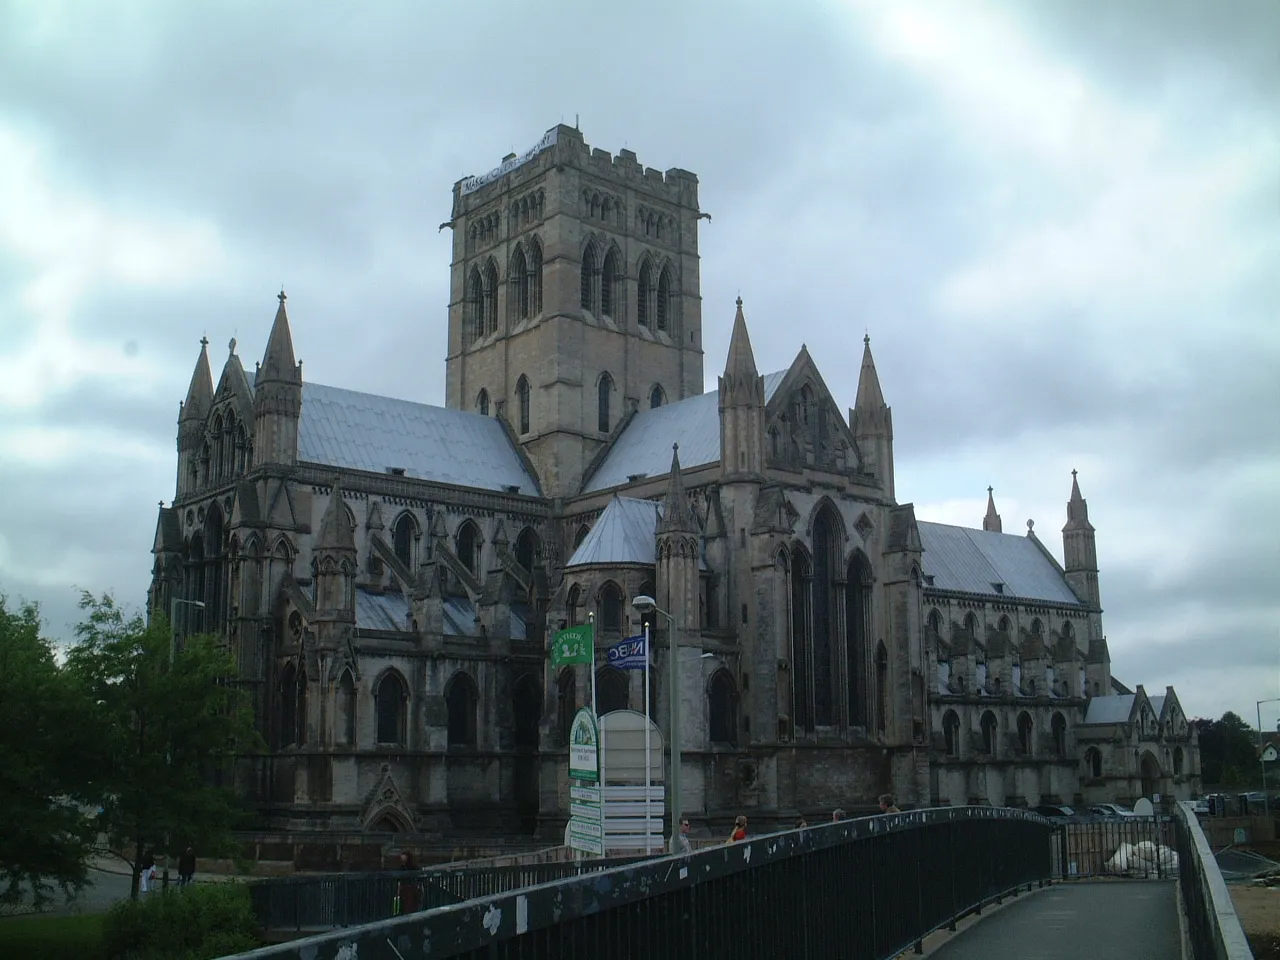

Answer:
[1258,698,1280,810]
[170,598,206,667]
[632,595,680,854]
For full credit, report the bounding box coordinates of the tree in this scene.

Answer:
[64,593,260,898]
[1195,711,1258,787]
[0,595,100,907]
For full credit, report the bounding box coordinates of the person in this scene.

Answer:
[672,818,692,856]
[832,808,845,822]
[139,856,157,895]
[728,815,747,843]
[879,794,901,814]
[178,846,196,887]
[795,815,808,829]
[395,851,420,915]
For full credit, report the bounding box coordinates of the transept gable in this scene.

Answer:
[765,347,861,475]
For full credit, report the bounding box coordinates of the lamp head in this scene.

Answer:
[631,595,657,612]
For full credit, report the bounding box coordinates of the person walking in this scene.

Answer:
[878,794,901,814]
[728,815,747,843]
[394,850,420,915]
[139,853,157,896]
[178,846,196,887]
[795,815,808,829]
[672,818,692,856]
[832,808,845,822]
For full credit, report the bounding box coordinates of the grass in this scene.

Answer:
[0,913,105,960]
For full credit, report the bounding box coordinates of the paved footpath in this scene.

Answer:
[929,881,1180,960]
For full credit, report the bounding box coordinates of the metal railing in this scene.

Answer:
[227,805,1054,960]
[1052,816,1180,880]
[1171,801,1253,960]
[249,856,649,932]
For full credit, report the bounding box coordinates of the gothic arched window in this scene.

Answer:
[466,267,483,344]
[279,662,298,748]
[375,672,407,746]
[566,583,581,626]
[598,581,623,636]
[336,670,356,747]
[708,669,737,745]
[656,264,672,333]
[981,711,998,754]
[527,237,543,315]
[580,244,596,311]
[943,710,961,757]
[455,520,480,575]
[392,513,415,570]
[637,259,652,327]
[875,642,888,734]
[477,388,489,416]
[598,373,613,433]
[512,674,541,749]
[516,375,531,435]
[789,545,813,733]
[650,384,665,409]
[482,259,499,336]
[597,666,629,714]
[601,246,620,318]
[556,667,576,746]
[1017,711,1034,755]
[510,244,530,320]
[514,527,538,574]
[1052,712,1067,755]
[810,504,842,727]
[845,548,873,729]
[1085,746,1103,779]
[446,672,478,747]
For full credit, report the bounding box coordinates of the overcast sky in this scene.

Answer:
[2,0,1276,726]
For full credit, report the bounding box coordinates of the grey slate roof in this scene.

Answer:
[356,588,527,639]
[583,371,787,493]
[1149,695,1165,719]
[566,496,709,570]
[298,383,539,494]
[918,522,1082,606]
[1083,694,1135,725]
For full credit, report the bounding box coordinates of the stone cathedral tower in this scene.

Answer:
[444,125,706,497]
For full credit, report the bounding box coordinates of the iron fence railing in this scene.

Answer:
[228,806,1054,960]
[1171,802,1253,960]
[248,857,650,932]
[1051,816,1180,880]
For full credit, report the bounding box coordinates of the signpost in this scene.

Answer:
[556,621,604,857]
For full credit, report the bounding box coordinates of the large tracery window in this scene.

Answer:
[846,550,873,728]
[789,545,813,732]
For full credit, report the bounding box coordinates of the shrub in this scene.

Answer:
[101,883,259,959]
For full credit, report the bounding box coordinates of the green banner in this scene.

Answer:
[551,623,594,667]
[568,707,600,782]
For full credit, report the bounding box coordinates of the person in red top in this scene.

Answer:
[728,815,747,842]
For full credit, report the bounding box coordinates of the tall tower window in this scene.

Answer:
[466,267,483,344]
[510,244,530,320]
[581,244,596,312]
[601,246,621,318]
[477,389,489,416]
[482,259,499,336]
[656,264,672,333]
[598,373,613,433]
[516,375,531,434]
[527,237,543,315]
[637,259,652,327]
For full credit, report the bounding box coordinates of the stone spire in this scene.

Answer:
[982,486,1002,533]
[260,290,300,385]
[180,337,214,423]
[1062,470,1100,608]
[718,297,766,478]
[850,335,895,498]
[316,478,355,553]
[721,297,762,403]
[658,444,697,534]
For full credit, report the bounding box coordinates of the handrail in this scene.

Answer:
[1172,801,1253,960]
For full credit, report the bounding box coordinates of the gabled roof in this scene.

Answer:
[354,588,528,639]
[583,371,787,493]
[567,497,663,567]
[1148,695,1166,720]
[298,383,540,494]
[1082,694,1135,725]
[918,522,1081,606]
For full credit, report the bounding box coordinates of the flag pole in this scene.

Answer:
[589,612,604,858]
[643,621,652,855]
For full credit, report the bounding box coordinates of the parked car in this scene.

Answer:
[1190,799,1209,815]
[1089,803,1138,818]
[1033,804,1076,820]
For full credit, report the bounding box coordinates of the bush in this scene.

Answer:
[101,883,259,960]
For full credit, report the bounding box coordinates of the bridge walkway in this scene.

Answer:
[928,880,1180,960]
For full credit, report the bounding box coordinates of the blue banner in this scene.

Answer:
[606,635,648,670]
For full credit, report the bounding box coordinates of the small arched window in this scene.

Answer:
[928,609,943,637]
[1062,620,1075,644]
[375,672,407,746]
[1017,712,1034,755]
[527,237,543,315]
[637,260,652,327]
[598,581,623,635]
[392,513,416,570]
[573,525,590,549]
[477,388,490,416]
[601,247,620,318]
[1052,712,1067,755]
[650,384,665,409]
[446,673,478,747]
[598,373,613,433]
[566,584,581,626]
[1030,618,1043,635]
[769,426,779,458]
[1085,746,1103,779]
[998,615,1011,634]
[964,612,979,636]
[580,244,596,311]
[709,670,737,745]
[655,265,672,332]
[943,710,961,757]
[455,520,480,575]
[516,375,531,435]
[981,711,998,754]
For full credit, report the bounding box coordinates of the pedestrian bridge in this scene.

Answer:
[227,803,1250,960]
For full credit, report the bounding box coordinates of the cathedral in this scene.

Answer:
[149,125,1199,841]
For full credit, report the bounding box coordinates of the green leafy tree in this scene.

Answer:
[64,593,261,898]
[0,595,100,907]
[1195,711,1259,787]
